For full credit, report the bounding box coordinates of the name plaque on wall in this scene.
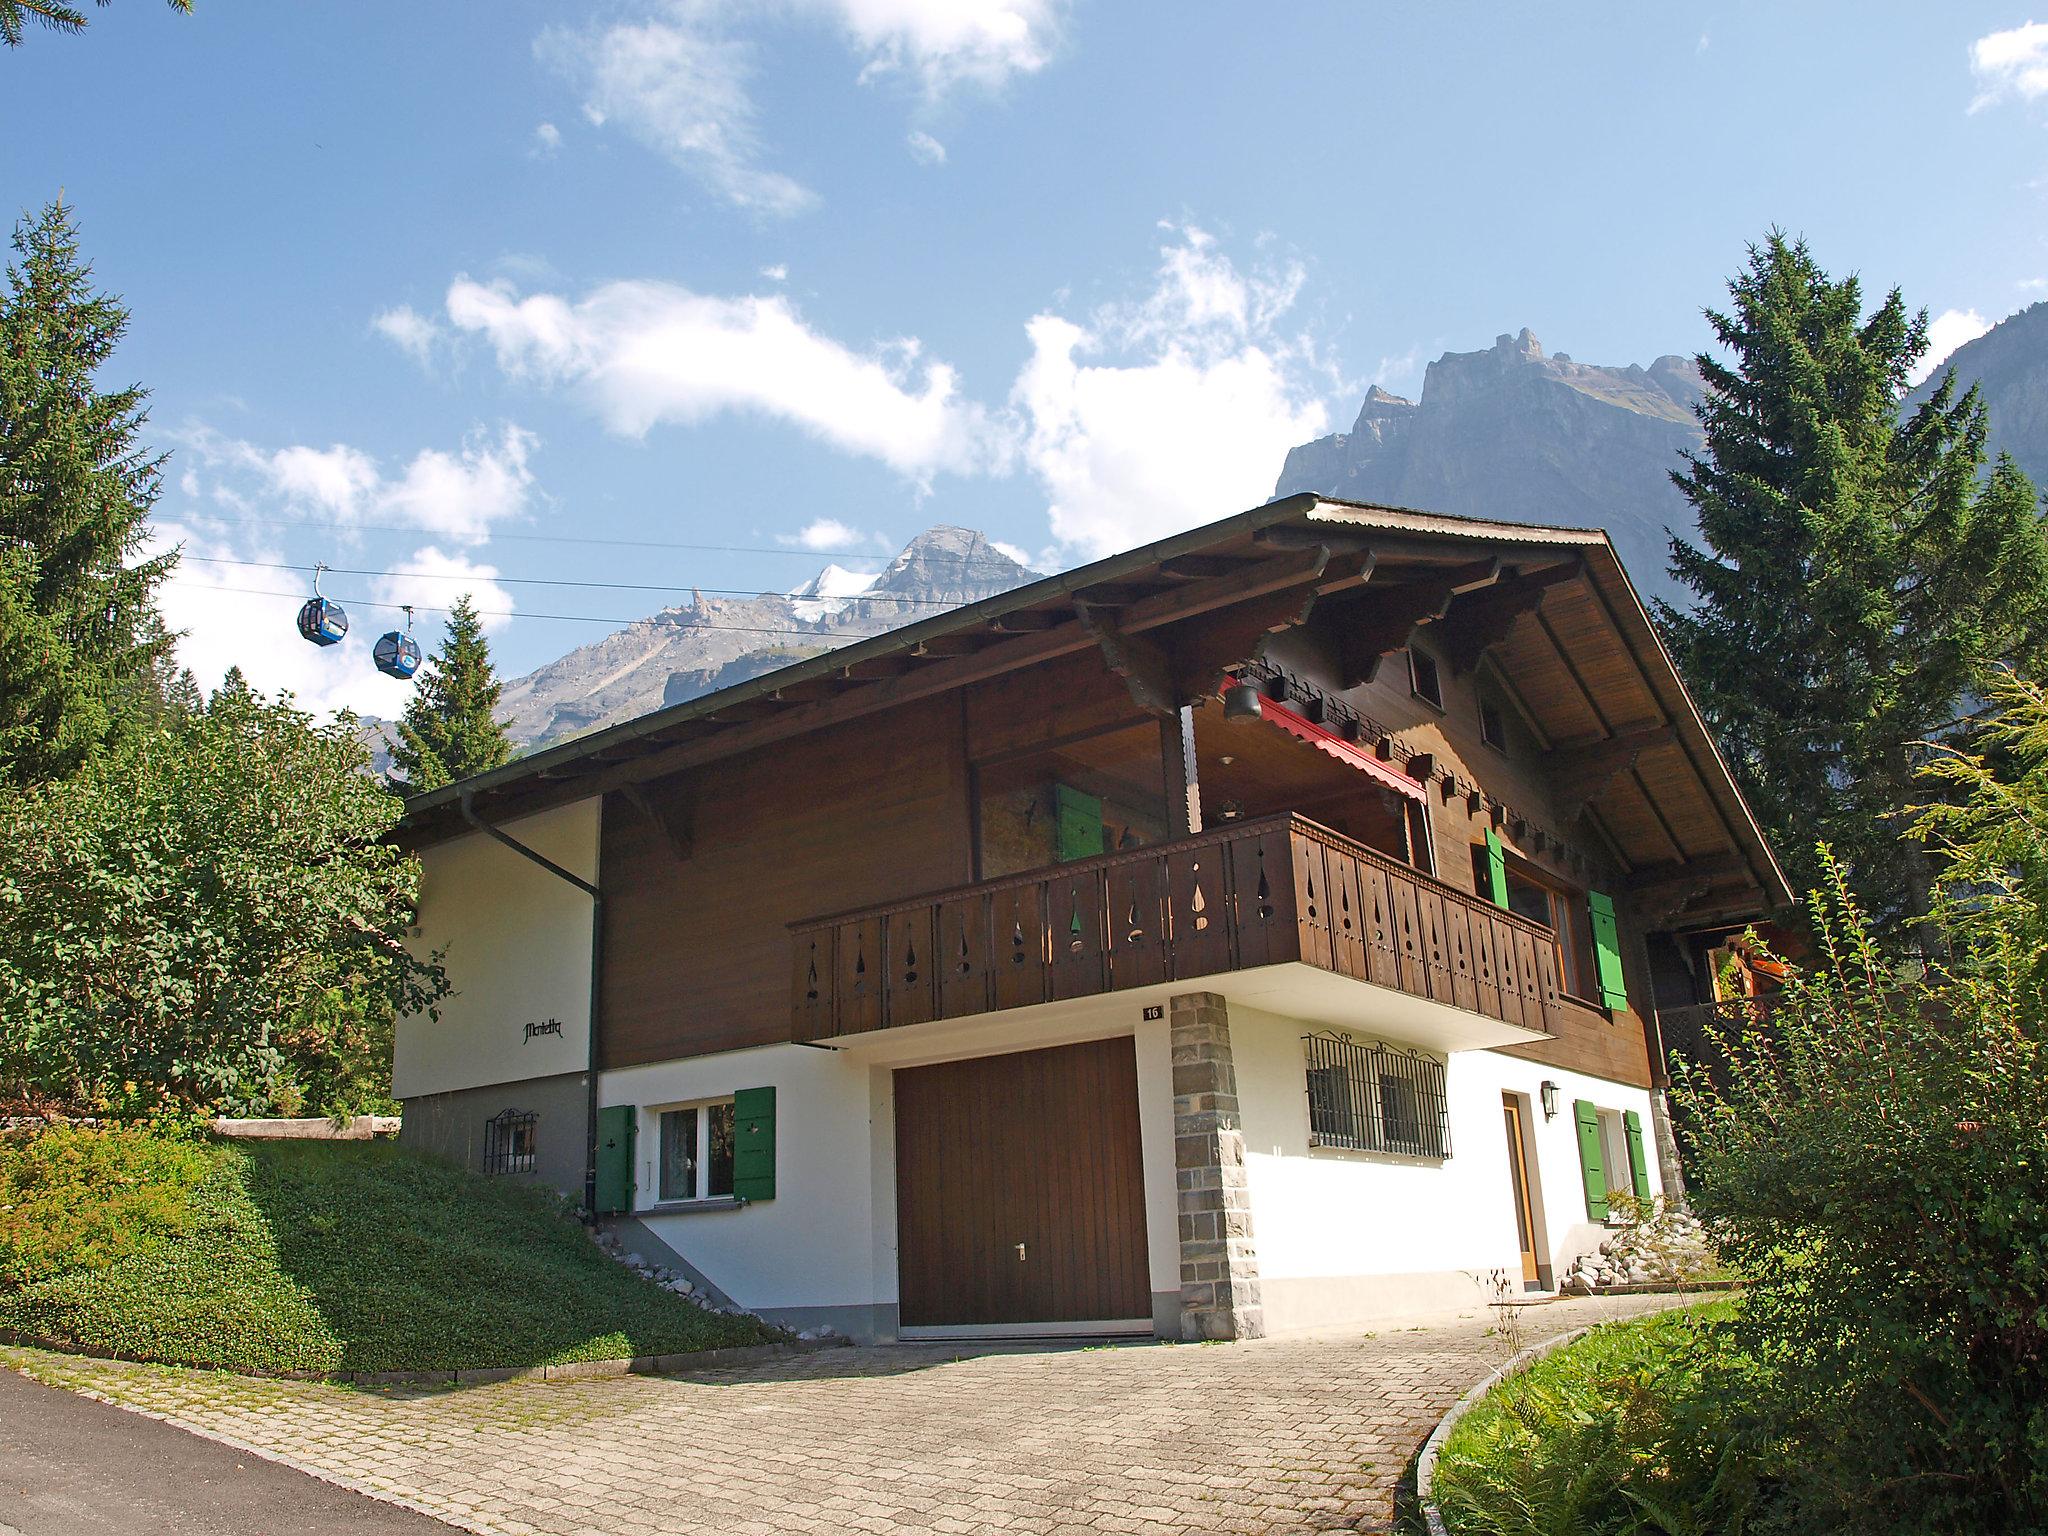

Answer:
[523,1017,565,1043]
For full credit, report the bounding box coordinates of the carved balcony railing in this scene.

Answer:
[789,813,1568,1042]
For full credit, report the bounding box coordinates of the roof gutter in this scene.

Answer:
[459,789,604,1219]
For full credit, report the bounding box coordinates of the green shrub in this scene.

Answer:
[0,1128,771,1374]
[0,1121,220,1289]
[1432,1303,1783,1536]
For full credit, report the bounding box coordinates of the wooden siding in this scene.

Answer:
[600,691,974,1068]
[1262,613,1661,1089]
[790,813,1569,1042]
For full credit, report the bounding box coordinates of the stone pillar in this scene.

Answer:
[1649,1087,1687,1206]
[1171,991,1264,1341]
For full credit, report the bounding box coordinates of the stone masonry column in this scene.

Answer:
[1171,991,1265,1341]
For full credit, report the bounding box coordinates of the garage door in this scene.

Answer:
[894,1035,1152,1332]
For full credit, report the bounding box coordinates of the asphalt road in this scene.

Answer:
[0,1368,459,1535]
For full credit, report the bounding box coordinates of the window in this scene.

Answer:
[657,1100,737,1203]
[1302,1033,1450,1158]
[1479,699,1508,753]
[1408,647,1444,710]
[483,1109,536,1176]
[1470,846,1600,1002]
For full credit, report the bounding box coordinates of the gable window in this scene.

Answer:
[1408,647,1444,711]
[1302,1033,1450,1159]
[1479,699,1508,753]
[483,1109,536,1176]
[657,1099,737,1203]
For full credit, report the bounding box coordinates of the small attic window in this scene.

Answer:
[1480,699,1508,753]
[1409,647,1444,711]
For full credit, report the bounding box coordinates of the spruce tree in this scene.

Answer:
[0,0,192,49]
[391,595,513,793]
[0,198,176,786]
[1660,233,2048,942]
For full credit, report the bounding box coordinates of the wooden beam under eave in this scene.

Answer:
[1625,850,1750,895]
[1438,558,1586,674]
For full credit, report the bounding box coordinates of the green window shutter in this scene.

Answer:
[1574,1099,1608,1220]
[1587,890,1629,1011]
[1483,828,1509,909]
[595,1104,637,1214]
[732,1086,776,1203]
[1623,1109,1651,1202]
[1054,784,1104,862]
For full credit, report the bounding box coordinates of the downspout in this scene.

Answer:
[460,789,605,1218]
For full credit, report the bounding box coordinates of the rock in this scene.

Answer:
[1274,331,1709,610]
[493,527,1034,752]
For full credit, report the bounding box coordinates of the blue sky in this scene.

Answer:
[5,2,2046,717]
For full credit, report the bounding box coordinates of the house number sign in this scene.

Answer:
[523,1017,565,1043]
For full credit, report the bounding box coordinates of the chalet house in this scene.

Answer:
[391,495,1789,1343]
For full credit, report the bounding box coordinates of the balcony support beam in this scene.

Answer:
[1162,705,1202,838]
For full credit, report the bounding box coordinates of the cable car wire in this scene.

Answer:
[178,553,976,607]
[164,577,954,637]
[177,512,1040,569]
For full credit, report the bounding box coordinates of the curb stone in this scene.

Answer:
[0,1329,844,1388]
[1413,1294,1712,1536]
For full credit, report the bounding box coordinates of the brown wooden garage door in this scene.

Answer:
[895,1035,1151,1329]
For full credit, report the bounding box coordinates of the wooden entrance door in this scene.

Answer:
[894,1036,1151,1329]
[1502,1094,1541,1287]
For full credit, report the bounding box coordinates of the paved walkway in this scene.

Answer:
[0,1367,458,1535]
[4,1293,1698,1536]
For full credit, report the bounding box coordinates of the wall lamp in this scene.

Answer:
[1222,681,1263,720]
[1539,1080,1560,1121]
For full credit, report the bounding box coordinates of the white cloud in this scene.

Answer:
[537,6,817,215]
[533,120,563,155]
[760,263,789,282]
[906,128,947,165]
[990,539,1038,571]
[373,546,516,636]
[779,517,875,551]
[371,304,444,367]
[1910,307,1993,385]
[179,422,537,547]
[540,1,1064,210]
[446,275,988,481]
[833,0,1062,92]
[1008,226,1331,558]
[1970,21,2048,111]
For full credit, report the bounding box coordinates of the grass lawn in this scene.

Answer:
[1430,1300,1780,1536]
[0,1125,773,1375]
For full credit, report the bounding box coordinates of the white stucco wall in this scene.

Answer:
[394,799,601,1101]
[601,999,1183,1329]
[1230,1001,1662,1328]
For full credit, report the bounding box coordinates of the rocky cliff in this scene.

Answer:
[1905,300,2048,492]
[494,525,1032,749]
[1275,329,1706,605]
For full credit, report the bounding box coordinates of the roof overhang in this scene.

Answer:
[397,494,1791,920]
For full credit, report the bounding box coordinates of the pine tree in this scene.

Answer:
[1660,233,2048,942]
[0,198,177,787]
[391,595,513,793]
[0,0,192,49]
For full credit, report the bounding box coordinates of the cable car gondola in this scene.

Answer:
[374,606,422,680]
[295,563,348,647]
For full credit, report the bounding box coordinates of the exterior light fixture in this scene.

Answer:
[1222,682,1263,720]
[1540,1080,1560,1121]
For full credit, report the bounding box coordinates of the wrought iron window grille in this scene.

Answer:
[484,1108,538,1176]
[1301,1032,1451,1159]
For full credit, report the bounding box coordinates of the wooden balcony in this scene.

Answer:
[789,813,1569,1045]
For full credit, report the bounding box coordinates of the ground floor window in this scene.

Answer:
[483,1108,536,1176]
[1302,1033,1450,1158]
[658,1099,737,1202]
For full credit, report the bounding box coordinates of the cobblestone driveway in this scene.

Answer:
[5,1293,1696,1536]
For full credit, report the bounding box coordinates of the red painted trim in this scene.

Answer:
[1230,682,1428,804]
